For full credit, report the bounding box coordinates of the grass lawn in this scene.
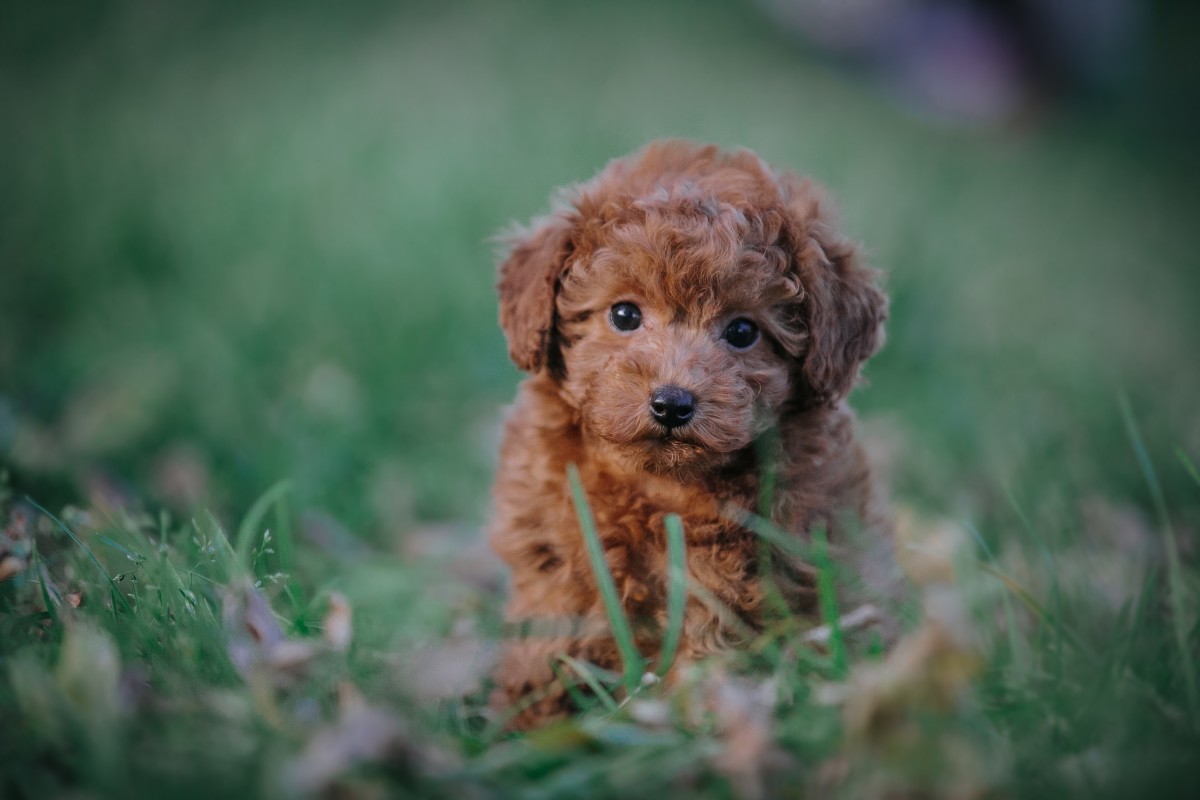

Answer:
[2,2,1199,797]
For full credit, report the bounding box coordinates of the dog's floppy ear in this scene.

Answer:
[496,212,576,373]
[781,177,887,406]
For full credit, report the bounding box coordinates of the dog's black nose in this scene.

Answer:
[650,386,695,429]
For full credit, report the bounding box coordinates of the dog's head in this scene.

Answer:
[497,140,886,474]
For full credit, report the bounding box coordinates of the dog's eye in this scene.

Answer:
[722,318,759,349]
[610,302,643,332]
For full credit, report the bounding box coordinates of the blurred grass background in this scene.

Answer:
[2,0,1197,538]
[2,0,1199,796]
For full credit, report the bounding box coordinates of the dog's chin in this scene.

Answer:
[634,436,716,475]
[591,425,747,477]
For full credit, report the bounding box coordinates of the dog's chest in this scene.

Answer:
[556,472,764,610]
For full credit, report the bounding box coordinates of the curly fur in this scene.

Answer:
[489,140,892,728]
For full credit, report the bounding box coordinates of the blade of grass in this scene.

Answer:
[204,510,245,580]
[26,497,134,614]
[1081,570,1158,719]
[566,464,644,694]
[550,659,602,713]
[30,538,59,625]
[684,577,759,643]
[270,486,303,612]
[1120,393,1198,724]
[1178,448,1200,488]
[755,426,780,520]
[725,503,809,640]
[963,521,1025,673]
[96,533,144,564]
[1002,479,1065,679]
[236,480,292,568]
[153,518,217,623]
[811,526,846,676]
[754,430,794,626]
[722,504,814,561]
[657,514,687,677]
[554,653,621,713]
[482,674,594,744]
[940,554,1098,658]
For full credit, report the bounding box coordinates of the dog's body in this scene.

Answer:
[489,140,894,728]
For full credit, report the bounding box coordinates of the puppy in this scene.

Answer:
[489,140,893,728]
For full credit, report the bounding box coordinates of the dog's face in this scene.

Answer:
[497,140,886,476]
[550,208,801,474]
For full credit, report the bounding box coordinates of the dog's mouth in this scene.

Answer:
[583,409,755,475]
[658,426,683,442]
[644,420,700,445]
[630,434,712,472]
[638,419,740,459]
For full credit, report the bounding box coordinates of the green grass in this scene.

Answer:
[2,1,1200,797]
[568,463,645,694]
[658,514,688,679]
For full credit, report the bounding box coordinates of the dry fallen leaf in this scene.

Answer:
[323,592,353,652]
[1,505,33,581]
[0,552,26,581]
[802,604,882,645]
[222,580,316,685]
[829,514,1004,799]
[676,668,784,800]
[843,597,980,738]
[627,698,672,728]
[894,505,964,587]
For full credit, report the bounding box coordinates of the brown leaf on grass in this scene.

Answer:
[627,698,672,728]
[0,552,26,581]
[323,592,353,652]
[672,668,785,800]
[1,504,33,580]
[802,604,882,645]
[280,682,456,797]
[843,588,981,738]
[894,505,964,587]
[222,580,316,685]
[4,504,33,542]
[832,532,1004,799]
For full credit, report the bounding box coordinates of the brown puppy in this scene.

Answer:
[490,139,893,728]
